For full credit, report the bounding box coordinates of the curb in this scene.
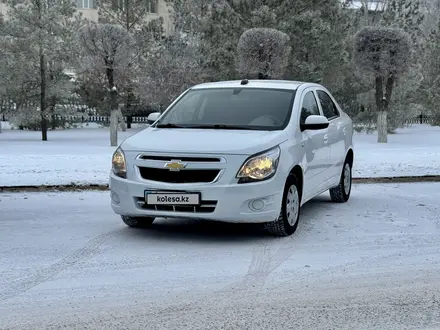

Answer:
[1,175,440,193]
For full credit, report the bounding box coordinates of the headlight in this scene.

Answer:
[236,146,280,183]
[112,147,126,178]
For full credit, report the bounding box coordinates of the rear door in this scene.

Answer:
[316,89,346,180]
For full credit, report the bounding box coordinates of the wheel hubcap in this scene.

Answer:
[343,164,351,195]
[286,185,299,226]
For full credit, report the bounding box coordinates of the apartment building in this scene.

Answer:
[76,0,172,33]
[76,0,99,22]
[1,0,172,34]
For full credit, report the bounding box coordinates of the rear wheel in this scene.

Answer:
[265,175,301,237]
[121,216,155,228]
[329,160,352,203]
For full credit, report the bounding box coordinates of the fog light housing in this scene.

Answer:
[249,199,265,211]
[111,191,120,204]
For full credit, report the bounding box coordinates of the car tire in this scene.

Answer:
[329,160,352,203]
[265,175,301,237]
[121,215,155,228]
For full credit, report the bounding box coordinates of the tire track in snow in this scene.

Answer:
[223,203,335,292]
[270,240,440,292]
[223,183,440,294]
[0,228,124,302]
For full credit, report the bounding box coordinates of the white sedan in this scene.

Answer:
[110,79,354,236]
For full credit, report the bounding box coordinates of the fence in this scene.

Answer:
[52,115,152,125]
[1,113,152,128]
[404,114,436,125]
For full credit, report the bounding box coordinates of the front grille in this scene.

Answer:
[139,167,220,183]
[136,197,217,213]
[138,155,221,162]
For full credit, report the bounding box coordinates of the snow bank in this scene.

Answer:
[0,121,11,130]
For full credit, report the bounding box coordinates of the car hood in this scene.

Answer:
[121,127,288,155]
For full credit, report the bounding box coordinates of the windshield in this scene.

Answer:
[155,87,296,131]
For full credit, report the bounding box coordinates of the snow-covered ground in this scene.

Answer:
[1,183,439,329]
[1,124,439,186]
[0,121,12,130]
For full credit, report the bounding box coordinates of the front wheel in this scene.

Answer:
[121,216,155,228]
[265,175,301,237]
[329,160,352,203]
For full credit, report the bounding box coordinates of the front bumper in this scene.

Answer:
[109,173,284,224]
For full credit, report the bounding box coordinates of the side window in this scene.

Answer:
[300,91,320,125]
[317,90,339,120]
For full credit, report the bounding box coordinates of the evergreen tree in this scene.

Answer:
[0,0,83,140]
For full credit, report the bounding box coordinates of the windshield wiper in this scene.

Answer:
[155,123,187,128]
[188,124,251,130]
[156,123,255,130]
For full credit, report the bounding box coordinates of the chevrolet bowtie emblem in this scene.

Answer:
[164,160,187,171]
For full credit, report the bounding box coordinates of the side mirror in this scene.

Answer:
[147,112,161,125]
[300,115,329,131]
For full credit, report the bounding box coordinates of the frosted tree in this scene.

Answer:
[97,0,161,32]
[237,28,290,79]
[419,17,440,126]
[94,0,164,116]
[164,0,209,34]
[78,23,132,146]
[190,0,348,84]
[354,26,410,143]
[382,0,424,43]
[0,0,83,140]
[0,39,37,130]
[137,34,203,110]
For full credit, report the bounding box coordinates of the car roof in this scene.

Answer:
[191,79,321,91]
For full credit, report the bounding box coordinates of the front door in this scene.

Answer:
[299,89,330,199]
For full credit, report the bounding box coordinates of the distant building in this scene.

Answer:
[98,0,173,34]
[75,0,99,22]
[0,0,172,34]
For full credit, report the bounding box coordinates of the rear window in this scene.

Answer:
[156,88,296,130]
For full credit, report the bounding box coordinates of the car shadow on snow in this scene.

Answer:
[117,194,337,243]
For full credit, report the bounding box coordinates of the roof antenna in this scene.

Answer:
[240,79,249,85]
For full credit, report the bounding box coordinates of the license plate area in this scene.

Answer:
[144,191,201,206]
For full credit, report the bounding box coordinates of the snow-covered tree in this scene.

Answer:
[165,0,209,35]
[418,16,440,126]
[78,23,132,146]
[354,26,411,143]
[137,33,203,110]
[92,0,164,116]
[341,0,426,132]
[0,0,84,139]
[191,0,349,84]
[382,0,424,43]
[97,0,161,32]
[237,28,290,79]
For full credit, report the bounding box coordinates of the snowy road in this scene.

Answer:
[1,183,440,329]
